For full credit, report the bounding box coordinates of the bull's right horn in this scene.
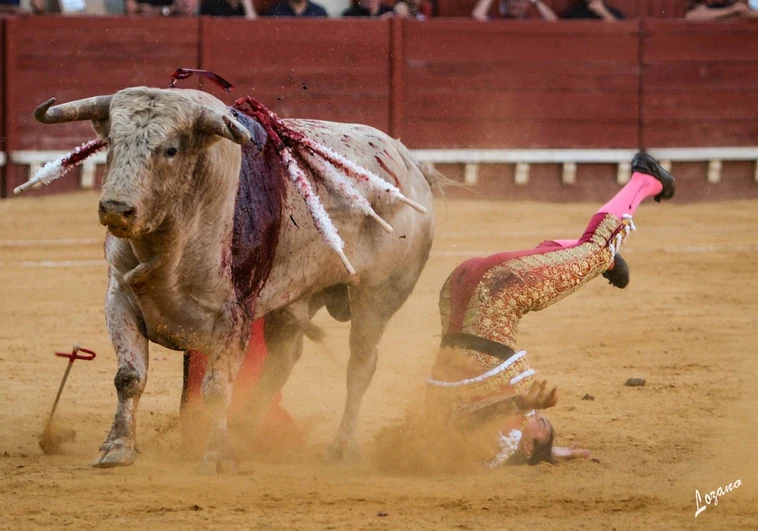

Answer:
[196,111,251,145]
[34,95,113,124]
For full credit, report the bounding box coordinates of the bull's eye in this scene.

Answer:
[166,147,178,158]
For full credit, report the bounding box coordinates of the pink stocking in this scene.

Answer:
[544,172,663,250]
[597,172,663,219]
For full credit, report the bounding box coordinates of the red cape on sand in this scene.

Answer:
[184,319,300,443]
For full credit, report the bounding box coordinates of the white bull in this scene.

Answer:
[33,86,435,472]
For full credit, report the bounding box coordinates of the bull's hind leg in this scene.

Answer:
[324,278,417,462]
[238,307,306,434]
[92,284,148,468]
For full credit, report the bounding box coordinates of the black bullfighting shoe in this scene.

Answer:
[632,152,675,202]
[602,253,630,289]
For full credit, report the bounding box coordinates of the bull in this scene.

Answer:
[32,86,435,472]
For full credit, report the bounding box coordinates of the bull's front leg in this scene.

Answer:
[200,344,245,474]
[92,282,148,468]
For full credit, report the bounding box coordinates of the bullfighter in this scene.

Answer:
[425,152,676,466]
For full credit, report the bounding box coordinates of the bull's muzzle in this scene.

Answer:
[98,200,137,236]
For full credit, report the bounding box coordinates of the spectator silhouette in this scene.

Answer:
[342,0,394,16]
[268,0,327,16]
[685,0,758,19]
[393,0,433,18]
[472,0,557,20]
[563,0,625,19]
[200,0,257,16]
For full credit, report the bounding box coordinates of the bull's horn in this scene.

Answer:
[34,95,113,124]
[196,111,251,145]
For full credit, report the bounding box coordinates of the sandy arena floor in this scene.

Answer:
[0,192,756,530]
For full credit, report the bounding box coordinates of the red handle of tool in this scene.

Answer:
[55,347,96,362]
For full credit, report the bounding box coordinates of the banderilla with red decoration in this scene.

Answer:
[39,345,96,455]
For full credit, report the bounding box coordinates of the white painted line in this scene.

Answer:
[663,245,758,254]
[0,238,101,247]
[0,260,106,268]
[438,230,550,239]
[437,227,736,240]
[431,245,757,258]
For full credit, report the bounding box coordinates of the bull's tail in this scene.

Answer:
[391,138,455,194]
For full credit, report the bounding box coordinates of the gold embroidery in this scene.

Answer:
[429,214,633,417]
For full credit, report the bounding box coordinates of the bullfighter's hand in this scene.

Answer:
[515,379,558,411]
[731,2,752,16]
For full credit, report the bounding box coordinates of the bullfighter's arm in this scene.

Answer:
[552,444,591,461]
[242,0,258,18]
[471,0,493,20]
[532,0,558,20]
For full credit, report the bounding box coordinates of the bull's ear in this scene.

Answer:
[90,118,109,140]
[195,110,251,145]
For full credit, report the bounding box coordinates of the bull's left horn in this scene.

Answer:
[34,95,113,124]
[196,111,251,145]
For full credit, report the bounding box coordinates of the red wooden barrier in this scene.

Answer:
[2,17,757,201]
[398,20,640,148]
[638,0,687,17]
[201,18,391,133]
[0,18,5,198]
[4,16,200,195]
[641,20,758,148]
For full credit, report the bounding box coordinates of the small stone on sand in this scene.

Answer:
[625,377,646,387]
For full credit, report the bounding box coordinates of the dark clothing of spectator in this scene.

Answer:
[136,0,173,7]
[563,2,625,18]
[342,3,394,15]
[201,0,245,16]
[688,0,733,7]
[0,0,20,6]
[268,0,328,16]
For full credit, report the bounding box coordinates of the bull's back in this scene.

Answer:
[254,119,434,312]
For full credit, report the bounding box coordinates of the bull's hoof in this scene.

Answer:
[91,440,137,468]
[199,451,238,475]
[322,437,359,463]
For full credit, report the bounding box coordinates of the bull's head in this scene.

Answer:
[34,87,251,239]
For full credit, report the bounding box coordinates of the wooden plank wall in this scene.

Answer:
[398,20,640,148]
[0,18,5,198]
[641,20,758,201]
[2,18,758,201]
[201,18,391,134]
[638,0,687,17]
[4,16,200,195]
[642,20,758,148]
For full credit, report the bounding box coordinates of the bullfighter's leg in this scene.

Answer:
[324,278,419,461]
[199,342,246,474]
[92,283,149,468]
